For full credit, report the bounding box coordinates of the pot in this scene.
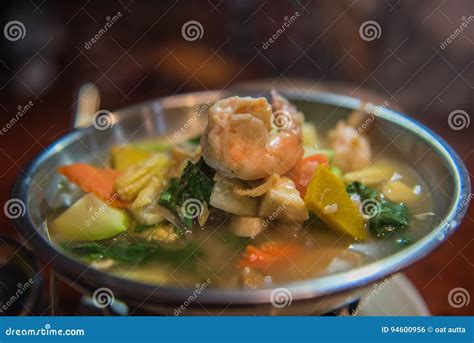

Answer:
[10,87,471,315]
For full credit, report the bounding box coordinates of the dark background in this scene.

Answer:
[0,0,472,315]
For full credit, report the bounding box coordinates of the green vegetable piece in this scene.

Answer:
[346,181,410,240]
[187,135,202,146]
[159,158,215,229]
[346,181,378,200]
[66,240,202,266]
[50,193,129,242]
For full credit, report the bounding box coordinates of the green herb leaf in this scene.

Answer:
[159,158,215,229]
[346,181,378,200]
[65,240,202,266]
[346,181,410,241]
[187,135,202,146]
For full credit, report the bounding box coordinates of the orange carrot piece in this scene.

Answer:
[289,154,329,198]
[238,242,301,271]
[58,163,129,208]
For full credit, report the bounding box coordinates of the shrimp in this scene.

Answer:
[329,121,372,173]
[201,94,304,180]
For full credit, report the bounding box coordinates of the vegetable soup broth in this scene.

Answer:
[47,93,434,289]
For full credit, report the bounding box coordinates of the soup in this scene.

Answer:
[47,92,433,289]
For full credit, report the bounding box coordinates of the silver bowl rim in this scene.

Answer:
[11,89,471,305]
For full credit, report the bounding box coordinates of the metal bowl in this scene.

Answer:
[11,88,471,315]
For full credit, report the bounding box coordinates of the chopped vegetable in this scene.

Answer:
[346,180,377,199]
[159,158,215,229]
[50,193,129,242]
[238,242,301,271]
[187,135,201,146]
[382,180,420,205]
[131,141,171,152]
[346,181,409,239]
[289,154,329,198]
[58,163,128,208]
[148,224,180,243]
[111,146,152,171]
[258,177,309,223]
[302,122,318,147]
[343,163,396,186]
[131,222,180,243]
[304,165,368,240]
[210,178,258,216]
[66,239,201,266]
[130,205,166,226]
[230,216,264,238]
[114,153,170,202]
[132,176,163,209]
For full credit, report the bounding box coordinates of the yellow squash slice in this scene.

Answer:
[111,146,152,172]
[304,165,368,240]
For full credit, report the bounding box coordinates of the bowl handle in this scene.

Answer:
[73,83,101,129]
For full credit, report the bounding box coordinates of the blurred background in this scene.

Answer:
[0,0,472,315]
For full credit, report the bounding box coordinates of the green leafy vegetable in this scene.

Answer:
[346,181,410,241]
[346,181,378,200]
[65,240,201,266]
[187,135,201,146]
[159,158,215,229]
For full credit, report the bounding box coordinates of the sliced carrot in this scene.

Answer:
[58,163,129,208]
[238,242,301,272]
[289,154,329,198]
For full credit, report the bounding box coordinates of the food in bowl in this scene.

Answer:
[48,91,433,288]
